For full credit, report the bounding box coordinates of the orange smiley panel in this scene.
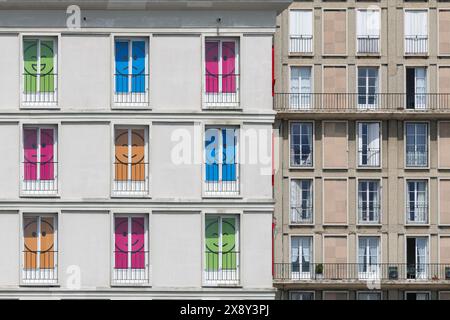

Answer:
[40,217,55,269]
[131,129,145,181]
[23,217,38,269]
[115,129,129,181]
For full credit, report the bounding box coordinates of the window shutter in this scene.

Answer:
[205,41,219,93]
[114,217,129,269]
[131,217,145,269]
[23,40,38,93]
[40,40,55,92]
[24,128,38,181]
[222,128,236,181]
[40,129,54,180]
[115,41,130,93]
[221,41,236,93]
[40,217,55,269]
[131,41,146,93]
[131,129,145,182]
[205,128,219,182]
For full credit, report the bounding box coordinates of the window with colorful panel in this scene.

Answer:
[114,38,149,105]
[23,38,57,104]
[204,127,239,195]
[204,215,239,283]
[113,215,149,283]
[204,39,239,106]
[22,126,57,194]
[114,127,148,194]
[23,215,57,283]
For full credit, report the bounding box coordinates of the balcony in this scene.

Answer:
[273,263,450,283]
[204,74,240,109]
[204,163,240,197]
[114,73,149,107]
[113,162,149,196]
[22,250,58,284]
[274,93,450,113]
[113,250,149,285]
[406,204,428,224]
[405,36,428,55]
[357,36,380,54]
[204,251,240,286]
[22,161,58,196]
[289,35,313,54]
[406,151,428,167]
[358,148,380,167]
[22,73,58,107]
[291,205,313,224]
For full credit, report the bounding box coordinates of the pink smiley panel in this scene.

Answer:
[131,217,145,269]
[222,41,236,93]
[40,129,54,180]
[205,41,219,93]
[24,128,38,181]
[114,217,128,269]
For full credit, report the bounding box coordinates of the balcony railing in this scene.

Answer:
[113,162,149,196]
[22,250,58,284]
[204,251,240,285]
[405,35,428,55]
[204,163,240,196]
[204,74,240,108]
[406,151,428,167]
[22,161,58,195]
[114,73,149,106]
[357,36,380,54]
[291,205,313,224]
[358,148,380,167]
[274,263,450,282]
[358,204,381,224]
[113,250,149,284]
[289,35,313,54]
[23,73,58,106]
[406,204,428,224]
[274,93,450,112]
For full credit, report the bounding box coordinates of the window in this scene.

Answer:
[22,126,57,195]
[358,122,380,167]
[290,179,313,224]
[406,67,427,109]
[406,292,430,300]
[204,215,239,285]
[406,180,428,224]
[113,215,149,284]
[357,9,380,54]
[405,123,428,167]
[358,67,379,109]
[113,127,149,196]
[204,39,239,107]
[23,38,57,106]
[358,180,381,224]
[204,127,239,196]
[406,237,429,280]
[291,236,312,280]
[23,215,57,284]
[290,291,314,300]
[290,122,313,167]
[114,38,149,106]
[404,10,428,55]
[358,236,380,279]
[289,10,313,53]
[290,66,312,109]
[358,292,382,300]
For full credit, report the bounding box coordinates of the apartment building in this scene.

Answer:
[0,0,291,299]
[273,0,450,300]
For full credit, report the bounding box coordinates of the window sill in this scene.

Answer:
[20,193,60,198]
[20,104,60,110]
[111,104,151,110]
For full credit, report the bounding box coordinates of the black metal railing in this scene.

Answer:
[274,93,450,111]
[204,74,240,106]
[358,204,381,224]
[113,162,149,194]
[358,148,381,167]
[23,73,58,104]
[273,263,450,282]
[289,35,313,54]
[22,250,58,282]
[204,163,240,195]
[22,161,58,193]
[406,204,428,224]
[405,35,428,55]
[204,251,240,283]
[113,250,149,284]
[114,73,149,105]
[291,206,313,224]
[357,36,380,54]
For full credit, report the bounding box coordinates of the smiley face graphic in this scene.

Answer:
[24,129,54,165]
[205,218,236,254]
[115,130,145,165]
[115,218,145,254]
[23,217,54,253]
[24,40,54,76]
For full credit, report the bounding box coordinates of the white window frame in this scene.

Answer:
[357,67,379,109]
[357,179,381,225]
[290,66,312,109]
[357,121,381,167]
[290,179,314,224]
[405,179,429,225]
[290,121,314,168]
[356,8,381,54]
[290,236,313,280]
[358,236,381,280]
[357,291,382,300]
[289,9,314,54]
[405,236,430,280]
[21,213,58,285]
[289,291,315,300]
[405,122,429,168]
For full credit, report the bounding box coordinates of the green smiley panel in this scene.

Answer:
[205,216,237,271]
[23,39,55,93]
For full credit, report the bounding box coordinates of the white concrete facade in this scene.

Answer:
[0,0,291,299]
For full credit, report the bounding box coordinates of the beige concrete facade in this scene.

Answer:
[274,0,450,300]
